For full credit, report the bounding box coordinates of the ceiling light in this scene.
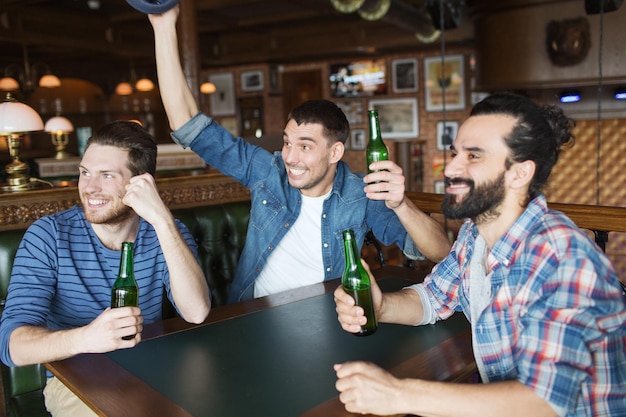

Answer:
[115,81,133,96]
[559,90,581,103]
[614,87,626,100]
[1,45,61,96]
[135,77,154,92]
[0,77,19,91]
[200,82,216,94]
[39,74,61,88]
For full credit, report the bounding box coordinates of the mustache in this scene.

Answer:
[444,177,474,188]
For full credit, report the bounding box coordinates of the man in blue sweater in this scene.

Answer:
[148,7,451,303]
[0,121,211,416]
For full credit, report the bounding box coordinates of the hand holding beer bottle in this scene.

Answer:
[365,109,389,176]
[341,229,377,336]
[111,241,139,340]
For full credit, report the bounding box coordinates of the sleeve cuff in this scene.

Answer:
[170,112,213,148]
[405,283,438,325]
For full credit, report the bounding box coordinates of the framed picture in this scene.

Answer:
[350,129,366,150]
[392,58,418,93]
[241,70,264,92]
[368,98,419,139]
[434,180,445,194]
[335,100,365,126]
[436,121,459,150]
[218,116,239,137]
[209,72,236,116]
[424,54,465,112]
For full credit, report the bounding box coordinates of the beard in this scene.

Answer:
[82,194,134,225]
[442,171,506,223]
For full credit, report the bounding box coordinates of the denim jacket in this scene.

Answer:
[173,113,423,303]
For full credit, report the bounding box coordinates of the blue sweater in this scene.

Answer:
[0,206,199,367]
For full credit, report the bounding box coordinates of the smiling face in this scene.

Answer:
[441,114,517,223]
[281,119,343,197]
[78,144,135,225]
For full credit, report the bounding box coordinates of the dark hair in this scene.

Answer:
[287,99,350,144]
[85,121,157,176]
[471,92,575,200]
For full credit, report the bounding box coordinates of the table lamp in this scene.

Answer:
[44,116,74,159]
[0,93,50,192]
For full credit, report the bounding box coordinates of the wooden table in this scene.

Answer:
[46,266,476,417]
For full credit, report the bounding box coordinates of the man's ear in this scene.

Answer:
[330,141,344,163]
[509,160,535,190]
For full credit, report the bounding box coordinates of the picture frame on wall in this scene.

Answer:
[241,70,264,92]
[368,98,419,139]
[392,58,418,93]
[209,72,236,116]
[424,54,465,112]
[335,100,365,126]
[436,121,459,150]
[350,129,366,150]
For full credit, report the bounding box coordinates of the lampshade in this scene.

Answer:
[200,82,216,94]
[135,77,154,92]
[0,77,19,91]
[45,116,74,134]
[39,74,61,88]
[0,94,44,135]
[115,81,133,96]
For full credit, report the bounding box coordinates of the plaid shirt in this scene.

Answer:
[414,195,626,416]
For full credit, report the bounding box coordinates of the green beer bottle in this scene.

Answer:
[111,241,139,340]
[341,229,377,336]
[365,109,389,175]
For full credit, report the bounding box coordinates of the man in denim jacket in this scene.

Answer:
[149,7,451,303]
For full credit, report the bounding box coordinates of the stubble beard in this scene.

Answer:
[82,194,134,226]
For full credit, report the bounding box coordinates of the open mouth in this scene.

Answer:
[289,168,306,176]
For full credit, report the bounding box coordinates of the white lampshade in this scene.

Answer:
[45,116,74,134]
[0,77,19,91]
[0,94,44,135]
[135,77,154,92]
[39,74,61,88]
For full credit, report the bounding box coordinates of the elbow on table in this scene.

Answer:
[182,301,211,324]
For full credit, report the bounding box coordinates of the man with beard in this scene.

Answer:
[333,92,626,417]
[0,121,210,416]
[148,7,451,304]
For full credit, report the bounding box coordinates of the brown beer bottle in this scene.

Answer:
[111,242,139,340]
[365,109,389,174]
[341,229,377,336]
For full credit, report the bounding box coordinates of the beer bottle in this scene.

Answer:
[341,229,377,336]
[365,109,389,174]
[111,241,139,340]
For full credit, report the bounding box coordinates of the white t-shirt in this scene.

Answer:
[469,235,493,383]
[253,190,331,298]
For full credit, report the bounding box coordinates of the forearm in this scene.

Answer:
[154,219,211,323]
[392,198,451,262]
[9,326,82,366]
[152,16,198,130]
[378,288,425,325]
[396,379,557,417]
